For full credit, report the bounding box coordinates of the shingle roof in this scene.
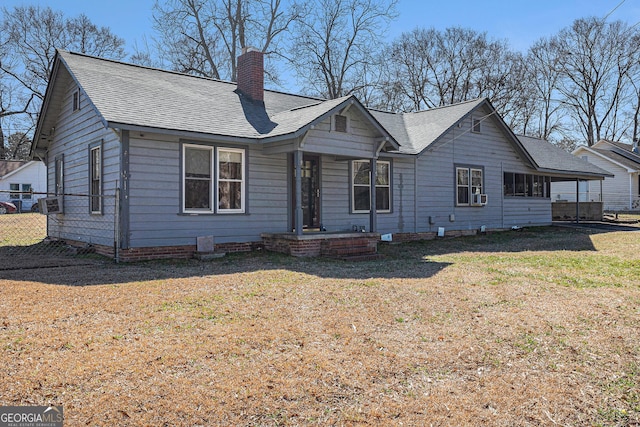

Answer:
[0,161,28,178]
[591,148,640,171]
[34,51,611,180]
[57,50,322,139]
[371,98,486,154]
[518,136,613,178]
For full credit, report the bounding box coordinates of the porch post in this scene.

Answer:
[294,150,303,236]
[369,158,377,232]
[575,179,580,224]
[600,179,603,202]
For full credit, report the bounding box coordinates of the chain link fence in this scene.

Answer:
[0,190,118,270]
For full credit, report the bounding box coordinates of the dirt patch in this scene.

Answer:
[1,227,639,426]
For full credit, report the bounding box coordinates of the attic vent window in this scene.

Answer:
[472,117,481,133]
[334,114,348,133]
[72,90,80,112]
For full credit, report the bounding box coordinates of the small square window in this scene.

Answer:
[334,115,348,133]
[472,118,481,133]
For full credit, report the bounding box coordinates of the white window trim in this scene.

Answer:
[456,166,483,206]
[183,144,214,213]
[9,183,20,199]
[216,147,245,214]
[351,160,391,214]
[21,184,32,200]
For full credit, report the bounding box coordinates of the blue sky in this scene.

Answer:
[2,0,640,54]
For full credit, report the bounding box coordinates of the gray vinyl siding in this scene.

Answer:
[46,77,119,247]
[302,110,380,158]
[317,155,415,233]
[127,135,289,247]
[375,157,415,233]
[415,106,551,232]
[319,157,365,232]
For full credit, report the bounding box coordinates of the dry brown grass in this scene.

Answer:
[0,213,46,246]
[1,226,639,426]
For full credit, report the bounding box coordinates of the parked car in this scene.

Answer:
[0,201,17,214]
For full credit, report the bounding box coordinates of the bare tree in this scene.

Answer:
[1,6,126,101]
[152,0,301,82]
[0,36,36,159]
[4,132,32,160]
[289,0,398,99]
[553,17,640,146]
[0,5,126,148]
[385,27,523,116]
[516,38,566,140]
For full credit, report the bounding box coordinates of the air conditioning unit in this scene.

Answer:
[38,196,63,214]
[471,193,488,206]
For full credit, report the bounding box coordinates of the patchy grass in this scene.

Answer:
[0,213,46,246]
[1,226,639,425]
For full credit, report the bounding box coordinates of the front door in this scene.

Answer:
[293,155,320,230]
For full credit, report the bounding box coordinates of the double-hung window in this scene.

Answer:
[9,184,33,200]
[217,148,244,212]
[89,143,102,213]
[22,184,32,199]
[183,144,245,213]
[456,166,483,206]
[9,183,20,199]
[351,160,391,213]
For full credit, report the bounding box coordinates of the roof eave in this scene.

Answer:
[0,161,33,180]
[537,168,613,180]
[31,52,62,157]
[575,146,638,173]
[110,122,259,144]
[260,96,400,150]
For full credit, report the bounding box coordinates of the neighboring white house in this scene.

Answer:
[551,140,640,211]
[0,160,47,212]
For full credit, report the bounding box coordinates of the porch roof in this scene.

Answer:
[518,135,614,180]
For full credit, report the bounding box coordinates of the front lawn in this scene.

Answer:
[1,226,639,426]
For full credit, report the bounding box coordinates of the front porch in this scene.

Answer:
[261,232,380,260]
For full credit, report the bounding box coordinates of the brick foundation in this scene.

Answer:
[117,241,258,262]
[58,228,495,262]
[391,228,488,243]
[56,239,257,262]
[261,233,379,258]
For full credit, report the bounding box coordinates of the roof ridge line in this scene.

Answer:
[59,50,327,102]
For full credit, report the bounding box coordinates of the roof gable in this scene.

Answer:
[0,160,29,179]
[34,50,396,149]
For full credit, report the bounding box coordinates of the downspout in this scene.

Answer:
[414,156,418,233]
[120,130,130,249]
[501,161,504,229]
[630,173,634,210]
[369,157,377,232]
[575,179,580,224]
[294,149,303,236]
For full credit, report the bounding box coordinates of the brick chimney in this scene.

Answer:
[237,47,264,102]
